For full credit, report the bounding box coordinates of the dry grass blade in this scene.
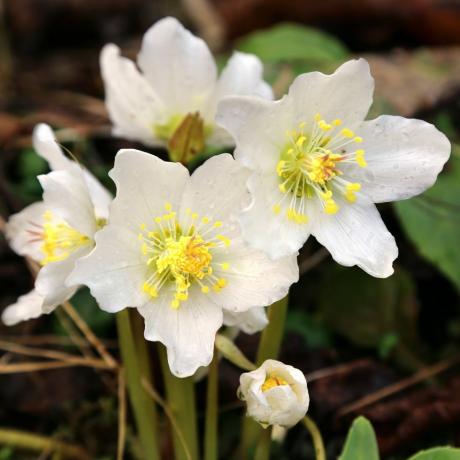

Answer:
[117,369,126,460]
[0,358,112,374]
[337,356,460,417]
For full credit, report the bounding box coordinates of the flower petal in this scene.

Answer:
[179,153,251,237]
[287,58,374,127]
[39,169,97,237]
[239,172,313,259]
[216,95,292,171]
[311,196,398,278]
[137,17,217,114]
[100,44,165,146]
[139,291,222,377]
[33,123,73,170]
[348,115,451,203]
[5,201,47,261]
[108,149,189,233]
[67,225,147,313]
[1,289,45,326]
[223,306,268,334]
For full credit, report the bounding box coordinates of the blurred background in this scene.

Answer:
[1,0,460,459]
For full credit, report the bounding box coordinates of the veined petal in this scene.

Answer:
[311,196,398,278]
[288,58,374,127]
[39,169,97,237]
[101,44,165,146]
[2,289,45,326]
[67,225,147,313]
[33,123,73,170]
[137,17,217,114]
[108,149,189,232]
[223,306,268,334]
[204,51,273,120]
[139,290,222,377]
[216,95,292,171]
[209,240,298,311]
[348,115,451,203]
[5,201,47,261]
[240,173,313,259]
[179,154,251,237]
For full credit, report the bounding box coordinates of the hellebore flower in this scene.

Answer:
[238,359,309,428]
[100,16,272,156]
[216,59,451,277]
[2,124,111,325]
[68,151,298,377]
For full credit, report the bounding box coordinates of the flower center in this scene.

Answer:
[262,375,289,392]
[273,114,367,224]
[139,203,231,309]
[40,211,90,265]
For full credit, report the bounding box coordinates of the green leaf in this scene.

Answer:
[286,310,333,348]
[395,151,460,291]
[237,23,348,64]
[408,447,460,460]
[339,417,379,460]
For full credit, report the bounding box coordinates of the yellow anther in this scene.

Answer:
[262,375,289,392]
[321,189,333,199]
[175,292,188,301]
[191,213,198,219]
[201,286,210,294]
[272,204,281,215]
[318,120,332,131]
[296,136,306,147]
[140,223,146,230]
[314,113,321,122]
[155,217,162,224]
[213,221,223,228]
[354,136,363,143]
[332,119,343,126]
[355,149,367,168]
[276,160,285,176]
[171,299,180,309]
[221,262,230,270]
[341,128,354,138]
[324,199,339,215]
[299,121,306,129]
[279,183,287,193]
[217,235,231,247]
[165,202,172,211]
[142,243,148,255]
[217,278,227,288]
[201,216,210,224]
[347,182,361,192]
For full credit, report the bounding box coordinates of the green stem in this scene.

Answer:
[303,416,326,460]
[240,296,289,459]
[116,310,160,460]
[158,344,199,460]
[253,427,272,460]
[204,354,219,460]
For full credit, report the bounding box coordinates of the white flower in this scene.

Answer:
[223,307,268,335]
[216,59,451,277]
[2,124,112,326]
[68,150,298,377]
[100,16,272,148]
[238,359,309,428]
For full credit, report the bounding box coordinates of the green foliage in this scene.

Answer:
[395,150,460,292]
[285,310,332,348]
[0,447,14,460]
[14,148,48,201]
[339,416,379,460]
[408,448,460,460]
[237,23,349,79]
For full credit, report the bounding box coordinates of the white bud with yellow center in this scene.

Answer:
[238,359,309,428]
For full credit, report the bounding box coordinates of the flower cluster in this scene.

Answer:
[2,16,451,425]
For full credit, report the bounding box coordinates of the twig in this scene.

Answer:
[306,359,373,382]
[117,369,127,460]
[0,358,112,374]
[141,377,193,460]
[0,428,90,460]
[299,248,329,276]
[62,301,117,369]
[337,356,460,417]
[2,334,116,349]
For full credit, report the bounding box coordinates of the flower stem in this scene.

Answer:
[253,427,272,460]
[116,310,160,460]
[303,416,326,460]
[158,344,199,460]
[204,354,219,460]
[240,296,289,459]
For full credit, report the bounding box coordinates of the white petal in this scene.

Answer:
[204,51,273,120]
[35,249,83,311]
[33,123,72,170]
[5,201,47,261]
[137,17,217,114]
[67,225,147,313]
[82,170,112,220]
[239,172,312,259]
[100,44,165,146]
[2,289,45,326]
[39,169,97,237]
[311,196,398,278]
[209,240,298,311]
[287,58,374,127]
[108,149,189,233]
[216,95,292,171]
[179,154,251,237]
[348,115,451,203]
[223,306,268,334]
[139,290,222,377]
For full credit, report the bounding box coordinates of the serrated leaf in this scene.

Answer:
[395,151,460,291]
[339,417,379,460]
[408,447,460,460]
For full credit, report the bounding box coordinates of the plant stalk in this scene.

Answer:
[303,416,326,460]
[204,353,219,460]
[253,427,272,460]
